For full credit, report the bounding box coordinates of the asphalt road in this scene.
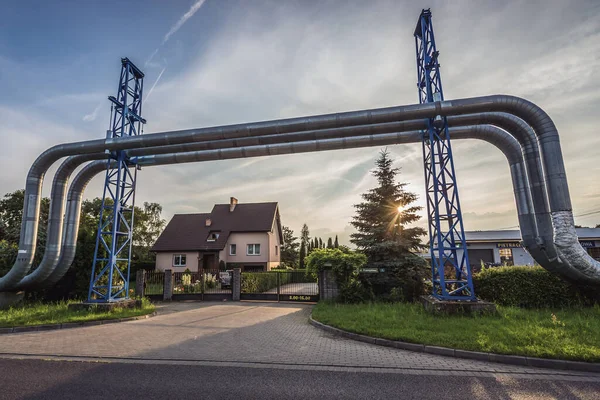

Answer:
[1,358,599,400]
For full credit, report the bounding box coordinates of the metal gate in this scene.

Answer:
[240,270,319,302]
[172,269,233,301]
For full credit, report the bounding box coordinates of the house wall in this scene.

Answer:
[267,222,281,270]
[220,232,270,268]
[457,243,535,267]
[155,251,200,272]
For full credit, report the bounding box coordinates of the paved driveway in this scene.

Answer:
[0,302,598,382]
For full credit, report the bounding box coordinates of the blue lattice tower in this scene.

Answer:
[88,58,146,302]
[414,9,475,300]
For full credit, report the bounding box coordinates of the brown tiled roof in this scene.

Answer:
[151,202,281,252]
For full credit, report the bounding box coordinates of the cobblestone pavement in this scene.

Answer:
[0,302,598,382]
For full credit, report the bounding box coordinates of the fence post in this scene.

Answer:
[135,269,145,297]
[163,269,173,301]
[276,272,281,302]
[232,268,241,301]
[318,270,338,301]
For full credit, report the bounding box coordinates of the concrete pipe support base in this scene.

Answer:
[420,295,497,315]
[0,291,25,310]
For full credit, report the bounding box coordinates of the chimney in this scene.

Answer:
[230,197,238,212]
[205,218,212,227]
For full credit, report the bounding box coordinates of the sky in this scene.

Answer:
[0,0,599,245]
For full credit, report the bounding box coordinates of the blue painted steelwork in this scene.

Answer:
[88,58,146,302]
[414,9,475,300]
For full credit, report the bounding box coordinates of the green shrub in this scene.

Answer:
[359,254,429,302]
[305,248,367,284]
[338,279,373,304]
[473,265,600,308]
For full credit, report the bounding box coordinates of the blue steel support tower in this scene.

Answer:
[414,9,475,300]
[88,58,146,302]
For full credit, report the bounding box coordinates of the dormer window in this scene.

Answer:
[207,231,220,242]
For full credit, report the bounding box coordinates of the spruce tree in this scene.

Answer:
[350,149,428,301]
[281,226,299,268]
[334,235,339,248]
[300,224,310,264]
[327,237,333,248]
[299,242,306,269]
[319,238,323,248]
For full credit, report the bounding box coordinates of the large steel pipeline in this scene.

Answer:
[4,94,599,292]
[44,125,531,288]
[16,112,541,290]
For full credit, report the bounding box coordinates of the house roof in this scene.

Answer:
[463,228,600,243]
[151,202,281,252]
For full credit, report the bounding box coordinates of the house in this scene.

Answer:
[151,198,283,272]
[422,228,600,271]
[440,228,600,269]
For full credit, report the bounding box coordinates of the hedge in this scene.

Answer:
[473,265,600,308]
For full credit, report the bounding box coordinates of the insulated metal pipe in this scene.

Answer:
[6,94,599,291]
[22,114,537,290]
[45,125,531,287]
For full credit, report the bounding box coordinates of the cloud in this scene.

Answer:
[146,0,208,67]
[83,101,103,122]
[3,0,600,244]
[163,0,208,44]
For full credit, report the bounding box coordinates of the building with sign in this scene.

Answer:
[457,228,600,270]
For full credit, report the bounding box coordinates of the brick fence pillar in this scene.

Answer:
[135,269,145,297]
[163,269,173,301]
[232,268,241,301]
[318,270,338,301]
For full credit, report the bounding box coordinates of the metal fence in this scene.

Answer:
[241,270,318,302]
[145,271,164,295]
[170,269,232,300]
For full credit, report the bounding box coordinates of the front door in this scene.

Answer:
[202,253,217,270]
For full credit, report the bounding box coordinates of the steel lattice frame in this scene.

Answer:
[414,9,475,300]
[88,58,146,302]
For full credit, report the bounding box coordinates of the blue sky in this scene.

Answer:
[1,0,599,244]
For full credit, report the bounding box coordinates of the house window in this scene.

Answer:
[173,254,187,267]
[275,246,278,255]
[247,244,261,255]
[230,244,237,256]
[499,248,513,266]
[207,231,220,242]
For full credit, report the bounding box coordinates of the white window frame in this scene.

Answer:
[247,244,261,256]
[230,244,237,256]
[173,254,187,267]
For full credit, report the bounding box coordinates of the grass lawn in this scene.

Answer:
[312,302,600,362]
[0,297,155,328]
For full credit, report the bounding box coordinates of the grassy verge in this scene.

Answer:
[0,297,155,328]
[312,302,600,362]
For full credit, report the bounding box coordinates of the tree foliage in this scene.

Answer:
[280,226,299,268]
[350,150,429,301]
[0,189,165,299]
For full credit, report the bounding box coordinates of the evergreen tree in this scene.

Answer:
[319,238,323,248]
[300,224,310,265]
[327,237,333,248]
[281,226,300,268]
[299,242,307,269]
[334,235,339,248]
[350,149,428,301]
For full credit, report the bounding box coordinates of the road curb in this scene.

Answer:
[308,315,600,373]
[0,311,157,335]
